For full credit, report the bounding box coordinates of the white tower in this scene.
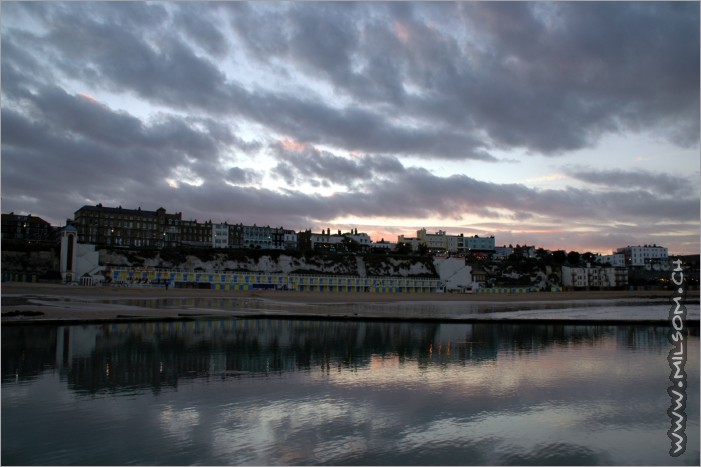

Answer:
[59,225,79,283]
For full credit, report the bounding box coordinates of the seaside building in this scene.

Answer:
[230,224,285,250]
[283,229,298,250]
[493,246,514,259]
[73,204,182,247]
[417,229,453,254]
[396,235,421,252]
[180,219,212,247]
[309,231,346,251]
[398,229,495,254]
[212,223,230,248]
[562,265,628,290]
[615,245,669,268]
[59,225,100,284]
[464,235,496,252]
[298,228,373,252]
[372,239,394,251]
[1,212,55,242]
[595,253,626,267]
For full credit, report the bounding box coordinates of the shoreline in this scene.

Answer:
[2,282,699,325]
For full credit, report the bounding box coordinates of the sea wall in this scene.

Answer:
[1,244,59,279]
[98,248,438,278]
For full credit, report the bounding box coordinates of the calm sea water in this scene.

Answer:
[2,319,699,465]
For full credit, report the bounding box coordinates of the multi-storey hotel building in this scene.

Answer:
[615,245,669,267]
[1,212,55,242]
[73,204,182,247]
[398,229,496,254]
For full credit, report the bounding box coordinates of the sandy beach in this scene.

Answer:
[3,281,696,325]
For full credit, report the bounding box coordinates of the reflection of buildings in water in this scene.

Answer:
[616,325,671,350]
[3,321,672,396]
[1,326,58,383]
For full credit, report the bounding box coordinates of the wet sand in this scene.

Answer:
[2,281,691,325]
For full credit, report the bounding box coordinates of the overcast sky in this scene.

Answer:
[2,2,699,254]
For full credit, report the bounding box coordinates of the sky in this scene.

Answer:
[1,1,699,255]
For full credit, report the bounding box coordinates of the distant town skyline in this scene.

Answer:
[2,2,699,255]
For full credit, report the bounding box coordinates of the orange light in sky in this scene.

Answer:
[280,137,308,152]
[394,21,410,44]
[78,93,97,103]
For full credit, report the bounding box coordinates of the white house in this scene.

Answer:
[345,232,372,247]
[212,223,229,249]
[372,240,394,250]
[595,253,625,267]
[464,235,496,252]
[401,228,496,254]
[562,265,625,289]
[615,245,668,267]
[283,229,297,250]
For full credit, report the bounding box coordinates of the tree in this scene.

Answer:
[394,242,412,255]
[581,252,596,264]
[567,251,581,265]
[552,250,567,264]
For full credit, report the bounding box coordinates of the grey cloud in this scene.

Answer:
[332,168,699,224]
[1,83,249,218]
[251,91,495,160]
[455,2,700,151]
[174,4,230,58]
[287,3,359,79]
[0,30,55,98]
[225,167,262,186]
[11,1,697,161]
[226,2,292,58]
[566,168,697,197]
[34,8,233,114]
[271,145,403,188]
[11,84,227,166]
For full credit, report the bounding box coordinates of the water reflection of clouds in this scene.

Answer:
[308,335,698,419]
[158,404,201,444]
[211,397,385,465]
